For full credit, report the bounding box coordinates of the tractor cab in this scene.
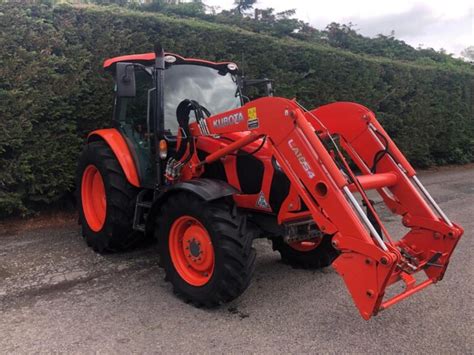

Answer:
[104,52,273,188]
[103,52,244,187]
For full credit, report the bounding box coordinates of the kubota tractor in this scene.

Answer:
[77,45,463,319]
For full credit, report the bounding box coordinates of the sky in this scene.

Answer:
[204,0,473,57]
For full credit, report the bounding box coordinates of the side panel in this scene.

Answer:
[88,128,141,187]
[195,133,283,213]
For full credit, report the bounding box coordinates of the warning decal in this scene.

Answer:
[247,107,259,129]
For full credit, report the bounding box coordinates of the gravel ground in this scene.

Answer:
[0,166,473,353]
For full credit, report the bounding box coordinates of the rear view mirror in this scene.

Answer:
[116,62,136,97]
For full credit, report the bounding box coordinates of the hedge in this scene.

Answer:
[0,4,473,217]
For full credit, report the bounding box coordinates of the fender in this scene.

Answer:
[145,178,239,237]
[88,128,140,187]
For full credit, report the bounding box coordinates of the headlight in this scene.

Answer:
[227,63,238,71]
[164,55,177,63]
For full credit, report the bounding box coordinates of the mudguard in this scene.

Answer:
[145,178,239,237]
[162,178,239,201]
[88,128,140,187]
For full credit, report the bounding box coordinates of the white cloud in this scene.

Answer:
[204,0,473,56]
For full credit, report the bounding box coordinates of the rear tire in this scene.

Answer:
[272,235,338,269]
[156,192,256,307]
[76,140,140,253]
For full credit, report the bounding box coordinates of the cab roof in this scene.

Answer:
[103,52,235,72]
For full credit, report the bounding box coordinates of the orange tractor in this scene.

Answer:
[77,45,463,319]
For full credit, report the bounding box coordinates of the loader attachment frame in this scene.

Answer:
[183,96,463,320]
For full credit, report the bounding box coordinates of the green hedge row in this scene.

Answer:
[0,4,473,217]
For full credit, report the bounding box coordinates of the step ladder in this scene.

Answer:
[133,189,152,233]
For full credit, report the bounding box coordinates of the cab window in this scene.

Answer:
[163,64,241,135]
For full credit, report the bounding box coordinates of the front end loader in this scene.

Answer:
[76,45,463,319]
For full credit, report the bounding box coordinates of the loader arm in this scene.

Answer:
[186,96,463,320]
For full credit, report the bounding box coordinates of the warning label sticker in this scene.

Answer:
[247,107,259,130]
[256,191,271,210]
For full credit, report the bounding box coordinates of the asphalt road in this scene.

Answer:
[1,166,473,353]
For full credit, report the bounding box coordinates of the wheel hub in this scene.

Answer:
[189,239,201,258]
[169,216,215,286]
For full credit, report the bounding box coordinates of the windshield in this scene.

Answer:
[163,64,241,134]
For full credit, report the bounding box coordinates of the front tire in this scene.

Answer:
[76,140,140,253]
[156,192,256,307]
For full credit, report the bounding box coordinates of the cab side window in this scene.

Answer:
[115,69,154,147]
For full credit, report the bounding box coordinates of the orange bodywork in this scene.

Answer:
[88,128,140,187]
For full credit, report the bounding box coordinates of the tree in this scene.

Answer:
[461,46,474,61]
[324,22,359,49]
[233,0,256,15]
[137,0,207,17]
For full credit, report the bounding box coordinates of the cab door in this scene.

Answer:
[114,67,155,187]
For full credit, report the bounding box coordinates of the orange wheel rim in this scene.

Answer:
[289,239,322,252]
[81,165,106,232]
[169,216,214,286]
